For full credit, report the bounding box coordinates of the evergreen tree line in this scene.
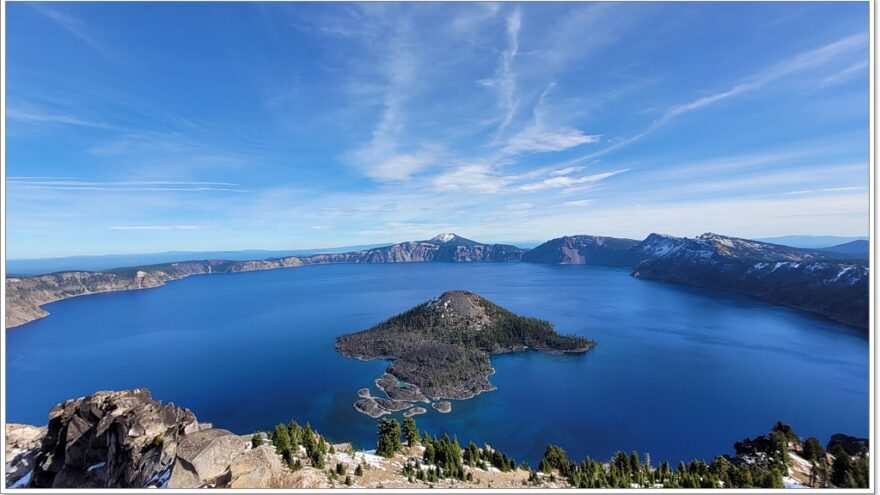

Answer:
[528,421,868,489]
[267,419,328,470]
[254,417,868,489]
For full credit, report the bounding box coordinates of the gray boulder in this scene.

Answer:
[166,429,247,488]
[226,444,286,488]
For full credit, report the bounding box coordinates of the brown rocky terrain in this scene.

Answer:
[4,389,561,489]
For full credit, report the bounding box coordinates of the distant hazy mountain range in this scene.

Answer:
[5,232,868,330]
[755,235,868,249]
[5,244,391,275]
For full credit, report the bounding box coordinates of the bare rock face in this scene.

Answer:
[29,389,198,488]
[5,423,47,487]
[166,429,248,488]
[226,444,285,488]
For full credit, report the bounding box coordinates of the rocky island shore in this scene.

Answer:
[336,290,594,417]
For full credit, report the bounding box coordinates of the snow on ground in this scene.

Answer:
[783,476,808,489]
[348,450,387,470]
[788,450,812,473]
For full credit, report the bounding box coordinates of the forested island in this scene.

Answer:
[335,291,593,415]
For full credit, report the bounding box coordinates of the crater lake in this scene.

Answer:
[5,262,868,464]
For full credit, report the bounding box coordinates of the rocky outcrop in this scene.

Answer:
[376,373,428,403]
[5,234,524,329]
[5,423,46,488]
[227,444,286,488]
[29,388,200,488]
[166,429,248,488]
[403,407,427,417]
[13,389,287,489]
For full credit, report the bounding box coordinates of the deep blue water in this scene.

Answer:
[5,263,868,465]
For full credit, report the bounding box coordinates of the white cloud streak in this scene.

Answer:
[480,8,522,140]
[518,169,629,191]
[31,4,111,58]
[109,225,207,231]
[565,33,869,163]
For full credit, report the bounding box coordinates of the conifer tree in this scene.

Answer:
[376,418,402,457]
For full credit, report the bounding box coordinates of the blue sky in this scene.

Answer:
[5,2,870,258]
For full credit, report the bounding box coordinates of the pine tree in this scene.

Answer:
[355,463,364,476]
[802,437,823,462]
[403,416,420,446]
[251,432,263,448]
[272,424,291,455]
[376,418,402,457]
[288,420,302,449]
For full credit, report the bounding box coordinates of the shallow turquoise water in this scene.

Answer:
[5,263,868,464]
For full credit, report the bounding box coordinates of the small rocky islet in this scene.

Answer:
[336,290,594,417]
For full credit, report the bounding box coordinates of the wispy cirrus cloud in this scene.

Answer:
[8,178,247,193]
[518,169,629,192]
[433,163,508,194]
[480,8,522,140]
[340,14,442,182]
[7,107,112,129]
[30,4,111,58]
[567,32,869,163]
[109,225,207,231]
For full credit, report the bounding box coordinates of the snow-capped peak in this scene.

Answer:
[431,233,458,243]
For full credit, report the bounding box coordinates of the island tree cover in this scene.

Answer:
[336,290,593,399]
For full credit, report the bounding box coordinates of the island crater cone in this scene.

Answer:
[336,290,594,414]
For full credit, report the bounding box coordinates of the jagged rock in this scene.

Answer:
[354,398,390,418]
[29,388,197,488]
[5,423,47,487]
[226,444,285,488]
[166,429,247,488]
[403,407,427,417]
[376,373,428,402]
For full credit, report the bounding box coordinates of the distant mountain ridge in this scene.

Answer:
[5,244,391,275]
[821,240,869,259]
[4,232,869,330]
[630,233,868,329]
[755,235,868,249]
[4,234,524,328]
